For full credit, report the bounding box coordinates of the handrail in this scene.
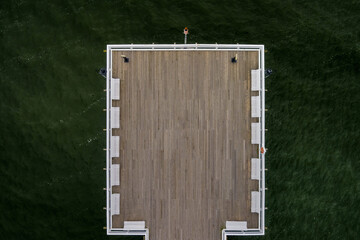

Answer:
[106,44,265,239]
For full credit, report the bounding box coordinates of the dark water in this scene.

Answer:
[0,1,359,239]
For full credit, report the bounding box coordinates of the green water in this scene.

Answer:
[0,0,359,239]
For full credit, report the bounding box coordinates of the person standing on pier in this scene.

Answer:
[184,27,189,44]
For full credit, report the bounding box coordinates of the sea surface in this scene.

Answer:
[0,1,359,239]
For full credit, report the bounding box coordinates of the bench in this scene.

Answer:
[251,69,260,91]
[124,221,146,230]
[251,123,260,145]
[111,78,120,100]
[111,164,120,186]
[251,158,260,180]
[251,96,260,118]
[111,193,120,215]
[226,221,248,230]
[111,107,120,129]
[251,191,260,213]
[111,136,120,158]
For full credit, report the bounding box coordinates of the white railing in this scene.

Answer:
[260,44,266,235]
[106,45,110,232]
[106,44,265,239]
[108,43,262,51]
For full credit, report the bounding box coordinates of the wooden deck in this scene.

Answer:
[111,50,259,240]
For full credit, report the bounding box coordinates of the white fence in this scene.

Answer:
[105,44,265,239]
